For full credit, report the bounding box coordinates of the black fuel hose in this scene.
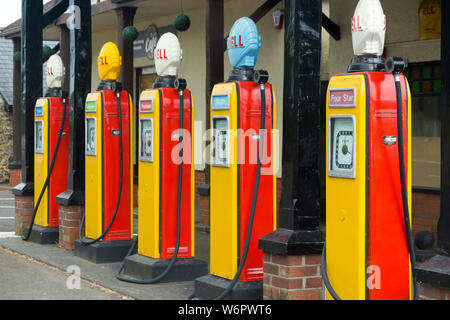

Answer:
[213,70,269,300]
[79,90,124,245]
[115,79,186,284]
[23,94,68,241]
[393,73,419,301]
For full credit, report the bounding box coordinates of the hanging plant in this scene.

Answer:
[13,51,21,63]
[123,26,139,42]
[42,45,53,61]
[173,13,191,32]
[173,0,190,32]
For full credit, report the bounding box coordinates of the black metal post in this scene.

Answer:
[259,0,324,255]
[12,0,43,196]
[205,0,224,186]
[56,0,92,206]
[439,0,450,256]
[59,24,70,92]
[116,6,137,96]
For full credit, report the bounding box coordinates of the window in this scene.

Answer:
[404,62,441,189]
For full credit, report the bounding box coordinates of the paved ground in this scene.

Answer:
[0,185,15,234]
[0,248,127,300]
[0,183,212,300]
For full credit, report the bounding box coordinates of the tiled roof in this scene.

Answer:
[0,37,58,107]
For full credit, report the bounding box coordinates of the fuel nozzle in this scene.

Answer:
[385,57,405,76]
[174,78,187,92]
[254,70,269,85]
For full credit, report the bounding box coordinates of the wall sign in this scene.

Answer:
[419,0,441,40]
[133,25,178,60]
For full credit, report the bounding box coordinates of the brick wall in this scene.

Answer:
[195,171,210,226]
[14,196,34,236]
[411,192,440,246]
[263,253,323,300]
[9,168,20,187]
[133,183,138,208]
[58,205,84,251]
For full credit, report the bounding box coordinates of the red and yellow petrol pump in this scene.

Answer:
[322,0,417,300]
[75,42,134,263]
[194,17,277,300]
[23,54,69,244]
[115,33,207,283]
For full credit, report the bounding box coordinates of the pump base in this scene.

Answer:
[26,225,59,245]
[74,239,133,264]
[121,254,208,283]
[194,274,263,300]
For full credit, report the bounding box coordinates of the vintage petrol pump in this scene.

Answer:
[194,17,277,300]
[23,54,69,244]
[75,42,134,263]
[116,33,207,283]
[322,0,417,300]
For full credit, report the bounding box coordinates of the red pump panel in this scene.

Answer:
[101,90,132,241]
[237,81,275,282]
[159,88,193,259]
[366,72,410,300]
[47,97,69,227]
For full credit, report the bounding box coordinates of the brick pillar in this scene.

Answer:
[9,168,21,188]
[58,204,84,250]
[263,252,323,300]
[133,183,138,209]
[195,171,210,226]
[14,196,34,236]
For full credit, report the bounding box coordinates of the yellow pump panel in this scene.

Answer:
[210,83,239,280]
[137,89,196,259]
[325,74,367,300]
[85,92,103,239]
[138,89,161,258]
[34,98,49,227]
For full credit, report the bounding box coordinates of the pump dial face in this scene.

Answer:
[35,121,44,154]
[140,119,153,162]
[212,117,229,167]
[329,116,355,178]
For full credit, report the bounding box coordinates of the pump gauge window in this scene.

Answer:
[212,117,230,167]
[35,120,44,154]
[140,119,153,162]
[85,118,96,156]
[328,116,356,179]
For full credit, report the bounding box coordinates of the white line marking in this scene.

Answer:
[0,206,15,209]
[0,232,18,238]
[0,198,14,201]
[0,217,13,220]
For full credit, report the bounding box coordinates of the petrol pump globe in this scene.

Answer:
[154,32,183,77]
[97,42,122,81]
[46,54,65,89]
[227,17,261,69]
[352,0,386,57]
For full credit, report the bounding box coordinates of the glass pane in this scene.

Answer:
[412,81,421,94]
[411,95,440,188]
[433,80,441,93]
[422,66,431,79]
[411,66,421,80]
[422,80,432,93]
[432,64,441,78]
